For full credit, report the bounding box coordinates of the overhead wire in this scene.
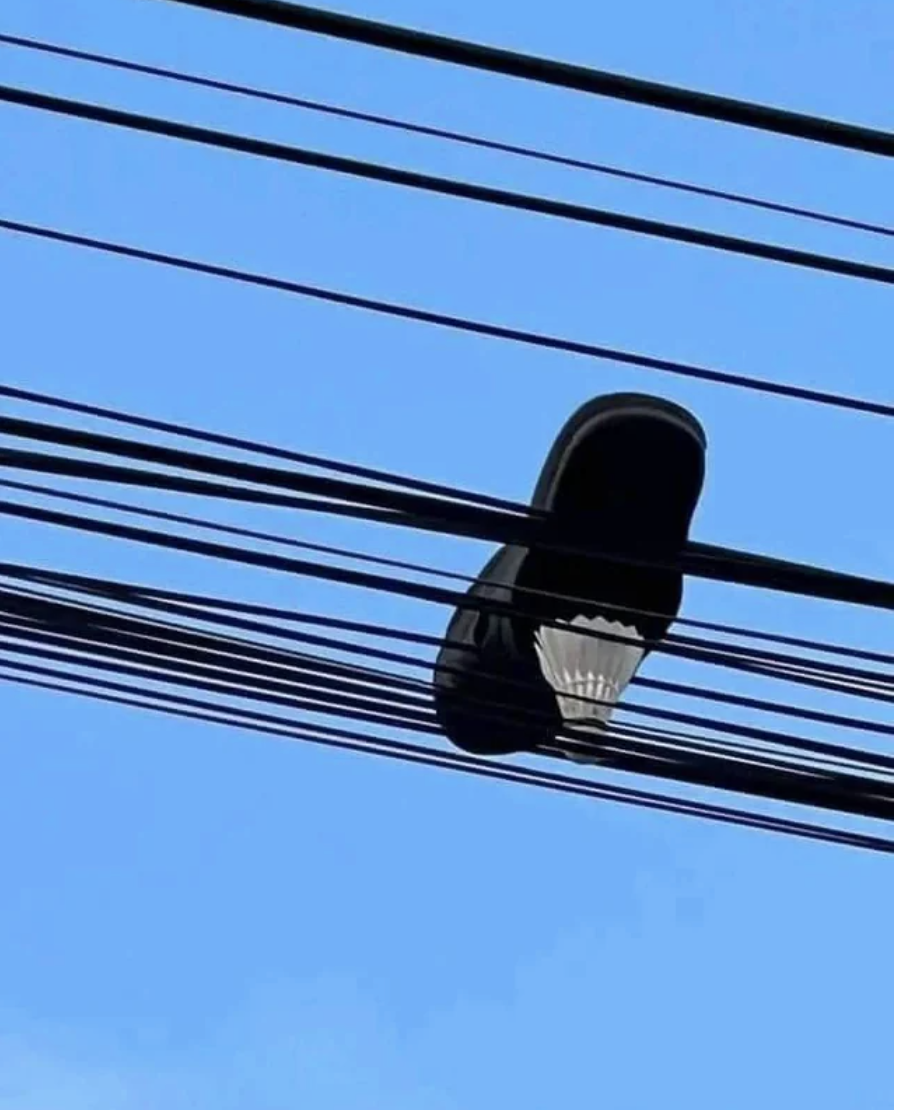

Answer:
[0,582,889,819]
[6,562,891,719]
[0,450,892,717]
[3,561,889,841]
[1,661,886,852]
[0,662,884,841]
[0,385,893,662]
[0,493,891,703]
[0,411,892,609]
[0,479,893,711]
[163,0,894,155]
[0,480,892,736]
[4,569,890,777]
[0,32,889,237]
[2,221,892,418]
[1,84,891,283]
[0,7,890,855]
[1,632,880,823]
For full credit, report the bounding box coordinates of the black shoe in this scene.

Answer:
[433,393,706,756]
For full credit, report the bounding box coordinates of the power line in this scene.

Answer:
[0,13,889,859]
[7,560,889,717]
[1,584,889,818]
[1,480,893,731]
[1,221,892,419]
[1,662,885,851]
[0,495,892,699]
[0,631,886,831]
[0,32,889,237]
[0,413,892,608]
[0,390,886,662]
[164,0,894,156]
[0,485,891,687]
[10,573,885,782]
[1,84,891,283]
[3,471,890,669]
[0,382,523,512]
[1,483,890,739]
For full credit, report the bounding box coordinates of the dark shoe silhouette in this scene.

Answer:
[433,393,706,756]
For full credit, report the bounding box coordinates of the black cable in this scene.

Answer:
[14,573,886,826]
[2,84,890,283]
[0,381,528,511]
[665,629,890,692]
[0,417,891,609]
[0,497,890,702]
[0,388,892,662]
[1,32,888,237]
[1,479,891,737]
[2,662,886,852]
[2,596,888,818]
[6,474,891,681]
[12,561,890,703]
[0,629,887,825]
[8,565,890,798]
[6,574,889,767]
[0,629,441,734]
[0,468,891,696]
[164,0,894,156]
[2,221,892,418]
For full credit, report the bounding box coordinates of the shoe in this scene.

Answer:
[433,393,706,756]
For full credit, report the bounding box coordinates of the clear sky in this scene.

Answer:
[0,1,892,1106]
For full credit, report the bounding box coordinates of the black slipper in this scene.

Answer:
[433,393,706,756]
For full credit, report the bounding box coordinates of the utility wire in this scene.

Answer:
[1,462,894,672]
[0,32,889,238]
[2,588,889,817]
[0,413,892,608]
[7,597,881,791]
[5,565,889,757]
[0,636,876,823]
[5,474,891,692]
[1,84,891,283]
[0,459,893,687]
[1,479,892,736]
[0,496,890,699]
[0,395,892,661]
[3,442,892,644]
[0,387,893,660]
[2,221,891,419]
[0,382,523,512]
[1,662,885,851]
[7,562,890,713]
[163,0,894,156]
[0,624,888,826]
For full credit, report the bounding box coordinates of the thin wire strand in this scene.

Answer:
[1,596,889,819]
[5,474,890,677]
[0,495,890,696]
[0,387,891,661]
[0,32,888,237]
[0,415,891,609]
[0,613,889,820]
[1,84,891,283]
[1,220,892,418]
[1,479,891,735]
[166,0,894,156]
[1,664,885,851]
[5,575,889,761]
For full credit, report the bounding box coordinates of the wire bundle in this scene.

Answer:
[0,565,890,853]
[0,1,892,852]
[0,387,891,852]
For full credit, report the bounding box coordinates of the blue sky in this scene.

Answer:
[0,1,892,1106]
